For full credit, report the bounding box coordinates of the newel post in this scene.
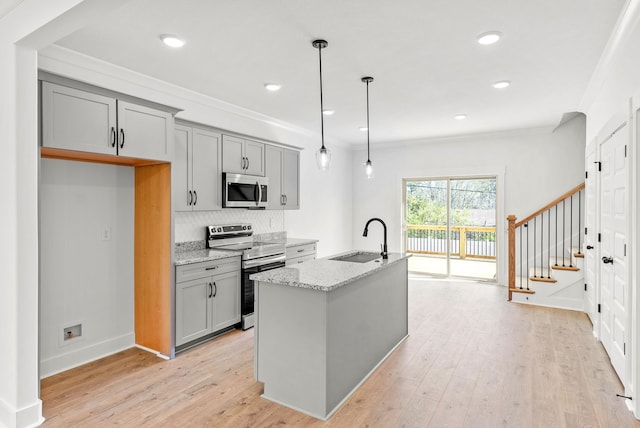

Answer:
[507,215,517,301]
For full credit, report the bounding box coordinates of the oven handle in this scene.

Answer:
[243,254,286,270]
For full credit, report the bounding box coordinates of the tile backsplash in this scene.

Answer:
[175,210,285,242]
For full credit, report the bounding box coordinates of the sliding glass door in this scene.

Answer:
[404,176,497,281]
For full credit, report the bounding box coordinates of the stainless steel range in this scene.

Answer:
[207,224,285,330]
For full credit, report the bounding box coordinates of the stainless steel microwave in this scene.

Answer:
[222,173,268,208]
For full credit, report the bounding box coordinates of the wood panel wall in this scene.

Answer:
[134,163,172,356]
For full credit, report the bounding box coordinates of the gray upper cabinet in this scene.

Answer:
[41,82,117,155]
[174,124,221,212]
[115,101,172,161]
[265,145,300,210]
[222,134,265,176]
[282,149,300,209]
[41,81,173,162]
[265,145,283,210]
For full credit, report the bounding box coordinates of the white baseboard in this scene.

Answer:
[40,332,135,379]
[0,396,44,428]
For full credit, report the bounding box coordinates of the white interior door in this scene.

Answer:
[599,122,628,383]
[584,140,598,327]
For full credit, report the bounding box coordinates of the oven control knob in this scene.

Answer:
[248,225,252,230]
[217,227,222,232]
[242,225,247,230]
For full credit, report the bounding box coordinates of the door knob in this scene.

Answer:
[586,245,594,250]
[602,256,614,264]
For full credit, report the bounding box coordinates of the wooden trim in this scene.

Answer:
[41,147,166,167]
[530,277,557,283]
[507,215,516,300]
[509,288,536,294]
[574,253,584,259]
[134,163,171,356]
[515,183,585,228]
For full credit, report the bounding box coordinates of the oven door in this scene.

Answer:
[223,173,268,208]
[241,256,285,330]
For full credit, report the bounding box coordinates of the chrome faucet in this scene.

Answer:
[363,217,388,259]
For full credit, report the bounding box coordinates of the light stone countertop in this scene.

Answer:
[250,251,410,291]
[285,238,318,247]
[175,249,240,266]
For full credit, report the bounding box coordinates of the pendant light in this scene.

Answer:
[362,76,374,179]
[312,39,331,170]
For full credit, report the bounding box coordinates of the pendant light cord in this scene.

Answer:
[318,44,326,150]
[365,79,370,162]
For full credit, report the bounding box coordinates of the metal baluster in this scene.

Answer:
[533,218,537,278]
[555,204,558,266]
[519,226,523,289]
[562,199,566,266]
[547,209,551,278]
[570,194,574,267]
[526,223,530,289]
[540,212,544,279]
[577,190,582,255]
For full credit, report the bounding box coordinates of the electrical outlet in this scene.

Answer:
[101,227,111,241]
[63,324,82,341]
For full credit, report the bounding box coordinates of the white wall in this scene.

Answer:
[351,116,586,284]
[39,159,135,378]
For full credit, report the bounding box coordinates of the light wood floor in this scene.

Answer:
[41,279,640,427]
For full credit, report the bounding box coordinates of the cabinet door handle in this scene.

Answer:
[119,128,125,149]
[602,256,614,264]
[111,127,116,147]
[189,190,193,205]
[208,282,213,298]
[242,157,247,170]
[205,266,218,271]
[284,195,288,205]
[246,157,250,170]
[213,282,217,298]
[297,249,304,253]
[586,245,594,250]
[193,190,197,206]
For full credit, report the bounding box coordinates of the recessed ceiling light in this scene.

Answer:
[322,109,334,116]
[455,114,467,120]
[264,83,282,92]
[160,34,185,48]
[359,127,368,132]
[477,31,502,45]
[493,80,511,89]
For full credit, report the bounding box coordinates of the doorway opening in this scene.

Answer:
[403,177,497,281]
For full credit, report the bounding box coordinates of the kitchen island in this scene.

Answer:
[251,251,409,420]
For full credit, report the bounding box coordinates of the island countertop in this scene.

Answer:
[250,251,410,291]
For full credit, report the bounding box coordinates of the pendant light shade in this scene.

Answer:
[313,39,331,171]
[362,76,374,179]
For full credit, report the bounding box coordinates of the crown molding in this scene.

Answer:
[37,44,336,144]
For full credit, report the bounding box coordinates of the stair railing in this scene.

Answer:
[507,183,585,300]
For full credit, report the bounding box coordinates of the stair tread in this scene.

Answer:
[530,276,557,283]
[552,265,580,272]
[510,287,536,294]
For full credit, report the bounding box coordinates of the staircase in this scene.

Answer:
[507,183,585,311]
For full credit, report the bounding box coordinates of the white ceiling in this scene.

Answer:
[54,0,625,146]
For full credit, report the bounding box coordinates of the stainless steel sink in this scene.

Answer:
[330,252,381,263]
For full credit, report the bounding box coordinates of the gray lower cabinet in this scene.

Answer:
[174,124,221,211]
[265,146,300,210]
[175,257,241,347]
[41,81,173,161]
[285,243,317,266]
